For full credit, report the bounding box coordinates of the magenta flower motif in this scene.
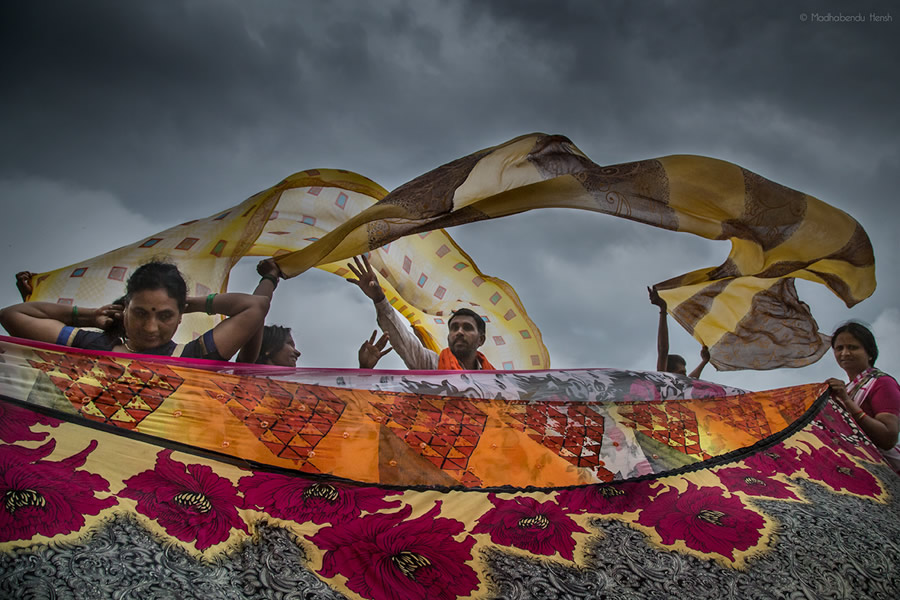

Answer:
[308,501,478,600]
[471,494,588,560]
[715,467,799,500]
[239,472,401,525]
[812,407,883,463]
[742,444,802,477]
[557,480,663,515]
[119,449,248,551]
[0,440,117,542]
[798,443,882,497]
[623,379,661,403]
[809,423,876,462]
[689,381,727,399]
[636,481,765,560]
[0,401,61,443]
[818,403,856,436]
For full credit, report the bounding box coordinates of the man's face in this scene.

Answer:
[447,315,485,357]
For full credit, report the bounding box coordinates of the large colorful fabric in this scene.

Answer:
[1,338,897,599]
[23,169,549,369]
[275,134,876,371]
[22,135,875,373]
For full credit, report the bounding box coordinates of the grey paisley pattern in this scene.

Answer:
[482,471,900,599]
[0,516,346,600]
[3,471,898,599]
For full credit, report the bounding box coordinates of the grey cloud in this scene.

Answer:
[0,0,896,390]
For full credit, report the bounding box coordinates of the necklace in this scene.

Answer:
[123,338,138,353]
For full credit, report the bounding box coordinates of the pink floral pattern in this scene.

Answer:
[689,381,727,399]
[742,444,802,477]
[119,449,247,550]
[308,501,478,600]
[557,480,662,515]
[715,466,799,500]
[471,494,587,560]
[623,380,661,403]
[797,443,882,497]
[239,473,401,525]
[809,423,878,462]
[0,401,61,443]
[636,482,765,560]
[0,440,116,542]
[811,407,883,463]
[818,402,856,437]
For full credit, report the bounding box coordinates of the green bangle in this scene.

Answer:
[205,293,217,315]
[72,305,79,326]
[260,274,279,287]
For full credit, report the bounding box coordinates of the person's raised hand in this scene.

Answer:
[648,286,666,310]
[15,271,35,301]
[358,330,392,369]
[257,258,284,281]
[825,377,855,412]
[93,302,124,329]
[346,255,386,303]
[700,345,710,363]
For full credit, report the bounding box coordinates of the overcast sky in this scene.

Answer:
[1,0,897,391]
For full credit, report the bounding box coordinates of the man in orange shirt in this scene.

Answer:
[347,255,494,371]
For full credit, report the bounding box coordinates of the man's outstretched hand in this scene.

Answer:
[346,255,386,303]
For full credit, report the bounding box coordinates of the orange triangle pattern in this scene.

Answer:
[367,391,487,476]
[766,386,814,424]
[702,395,772,440]
[207,377,346,465]
[506,402,615,475]
[29,351,183,430]
[618,400,711,460]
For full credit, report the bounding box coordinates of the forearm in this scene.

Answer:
[689,359,708,379]
[656,310,669,371]
[236,329,263,363]
[855,413,899,450]
[1,301,110,343]
[186,292,270,317]
[374,298,437,370]
[0,301,100,335]
[250,277,278,301]
[198,293,270,360]
[234,277,278,363]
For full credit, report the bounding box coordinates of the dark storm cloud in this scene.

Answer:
[0,1,458,215]
[465,0,898,125]
[0,1,896,388]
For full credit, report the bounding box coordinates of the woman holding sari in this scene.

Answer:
[826,322,900,475]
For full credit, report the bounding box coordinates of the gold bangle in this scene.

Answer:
[853,410,866,421]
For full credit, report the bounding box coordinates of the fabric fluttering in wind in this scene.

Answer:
[1,337,897,599]
[274,134,875,371]
[21,133,874,371]
[23,169,549,370]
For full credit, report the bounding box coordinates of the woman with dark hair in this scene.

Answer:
[826,321,900,475]
[254,324,301,366]
[0,260,270,361]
